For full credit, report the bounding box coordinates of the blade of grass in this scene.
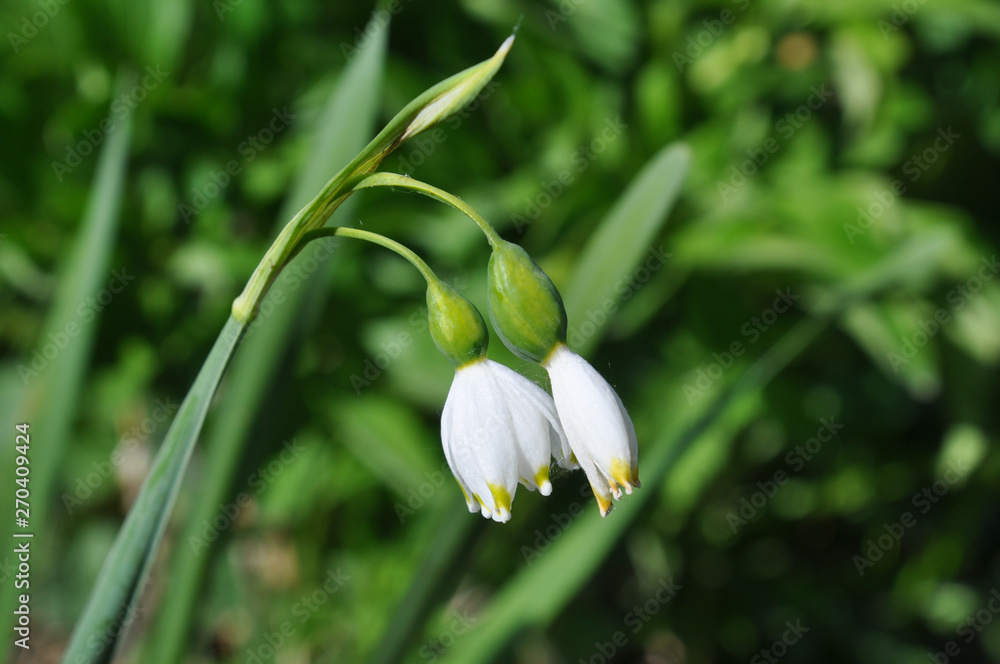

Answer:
[139,24,388,664]
[60,315,246,664]
[0,77,132,664]
[369,502,484,664]
[563,142,690,347]
[16,79,134,528]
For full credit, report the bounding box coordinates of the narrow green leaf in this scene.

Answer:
[139,25,388,663]
[563,142,691,353]
[14,81,133,529]
[1,78,132,664]
[60,316,246,664]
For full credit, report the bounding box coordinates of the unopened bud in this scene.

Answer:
[427,280,489,366]
[487,240,567,363]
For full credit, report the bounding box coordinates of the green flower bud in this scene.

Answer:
[487,240,567,363]
[427,280,489,367]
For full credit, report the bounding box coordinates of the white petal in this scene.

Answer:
[544,345,638,515]
[441,371,480,512]
[441,361,518,520]
[611,387,640,489]
[485,360,562,495]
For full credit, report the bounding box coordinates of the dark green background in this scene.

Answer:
[2,0,1000,662]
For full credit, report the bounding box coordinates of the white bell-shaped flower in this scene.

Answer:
[543,344,639,517]
[441,358,565,522]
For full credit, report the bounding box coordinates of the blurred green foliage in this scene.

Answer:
[2,0,1000,663]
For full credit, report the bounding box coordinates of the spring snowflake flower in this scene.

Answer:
[544,344,639,516]
[441,358,565,521]
[428,279,564,522]
[487,240,640,516]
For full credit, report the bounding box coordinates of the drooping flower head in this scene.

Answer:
[487,240,640,516]
[428,279,564,522]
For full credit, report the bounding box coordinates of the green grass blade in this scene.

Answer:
[60,316,246,664]
[369,503,482,664]
[14,79,134,529]
[562,142,691,347]
[139,24,388,664]
[0,79,132,664]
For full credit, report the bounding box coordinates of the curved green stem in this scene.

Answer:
[232,172,503,325]
[299,226,439,285]
[230,36,514,325]
[348,172,504,247]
